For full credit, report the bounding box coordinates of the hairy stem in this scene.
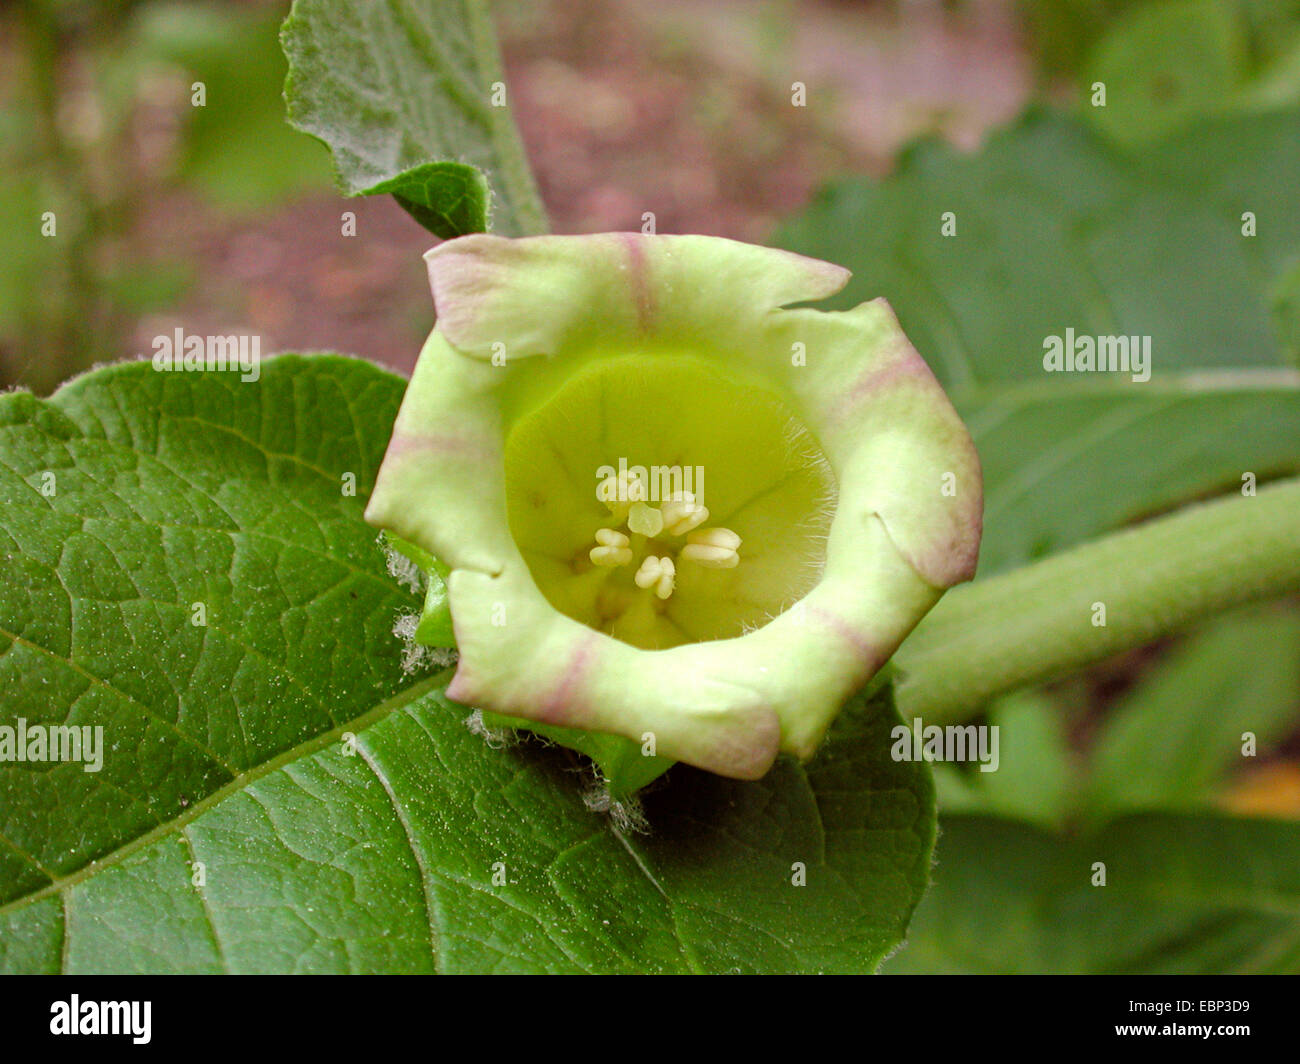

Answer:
[467,0,549,235]
[894,477,1300,723]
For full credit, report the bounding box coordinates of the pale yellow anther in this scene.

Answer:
[590,545,633,567]
[627,501,664,537]
[655,556,676,600]
[634,555,676,600]
[634,555,664,589]
[661,491,709,536]
[679,545,739,569]
[590,528,632,567]
[680,526,742,569]
[688,527,741,550]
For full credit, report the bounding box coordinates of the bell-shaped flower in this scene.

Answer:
[366,233,981,789]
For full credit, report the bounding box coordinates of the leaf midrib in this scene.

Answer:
[0,670,452,920]
[956,367,1300,420]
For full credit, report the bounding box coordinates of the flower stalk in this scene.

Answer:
[894,476,1300,723]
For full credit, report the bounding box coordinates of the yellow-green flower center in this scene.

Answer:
[504,354,837,650]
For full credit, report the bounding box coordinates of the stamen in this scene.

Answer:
[590,528,632,567]
[590,545,633,567]
[680,526,742,569]
[689,527,741,549]
[655,556,675,600]
[634,556,663,589]
[634,555,676,600]
[661,491,709,535]
[589,475,740,590]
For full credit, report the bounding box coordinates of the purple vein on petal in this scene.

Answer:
[619,233,655,333]
[541,631,600,724]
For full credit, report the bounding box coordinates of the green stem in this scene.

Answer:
[468,0,549,236]
[18,0,96,392]
[894,477,1300,723]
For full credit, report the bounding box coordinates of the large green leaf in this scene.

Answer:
[0,356,933,973]
[281,0,545,237]
[1,678,933,974]
[0,354,410,903]
[885,813,1300,973]
[775,107,1300,575]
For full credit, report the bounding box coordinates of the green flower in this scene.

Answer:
[366,233,981,791]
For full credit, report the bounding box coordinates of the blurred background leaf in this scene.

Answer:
[885,812,1300,973]
[134,2,333,207]
[1084,605,1300,820]
[1021,0,1300,86]
[931,689,1076,830]
[774,106,1300,576]
[1082,0,1247,146]
[0,0,335,395]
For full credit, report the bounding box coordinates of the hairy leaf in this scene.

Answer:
[281,0,545,237]
[0,355,413,903]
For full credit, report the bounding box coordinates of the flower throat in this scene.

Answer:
[503,355,837,651]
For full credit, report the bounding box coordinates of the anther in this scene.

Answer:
[634,555,676,600]
[655,556,675,600]
[680,526,741,569]
[660,491,709,536]
[590,528,632,567]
